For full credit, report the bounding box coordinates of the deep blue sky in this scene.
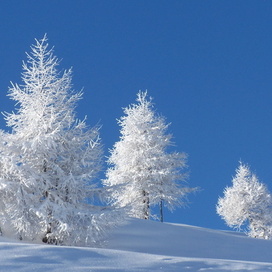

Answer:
[1,1,272,230]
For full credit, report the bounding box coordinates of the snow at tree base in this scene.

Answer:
[1,218,272,271]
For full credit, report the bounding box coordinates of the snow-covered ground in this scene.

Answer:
[1,218,272,271]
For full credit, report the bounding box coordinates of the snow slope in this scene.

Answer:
[1,218,272,271]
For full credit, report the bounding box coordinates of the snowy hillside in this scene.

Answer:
[1,219,272,272]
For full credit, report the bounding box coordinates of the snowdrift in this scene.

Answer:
[1,218,272,271]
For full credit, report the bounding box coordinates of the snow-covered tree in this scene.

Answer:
[0,35,117,246]
[103,91,192,221]
[217,162,272,239]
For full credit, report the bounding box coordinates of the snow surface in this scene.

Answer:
[1,218,272,271]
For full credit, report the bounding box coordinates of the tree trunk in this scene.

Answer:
[160,199,163,222]
[143,190,150,220]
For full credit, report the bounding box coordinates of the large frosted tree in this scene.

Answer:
[103,91,191,221]
[217,162,272,239]
[0,36,116,246]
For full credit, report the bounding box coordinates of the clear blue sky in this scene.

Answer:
[1,1,272,230]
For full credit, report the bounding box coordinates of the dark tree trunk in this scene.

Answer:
[160,199,163,222]
[143,190,150,220]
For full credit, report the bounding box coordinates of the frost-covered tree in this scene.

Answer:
[217,162,272,239]
[103,91,191,221]
[0,36,117,246]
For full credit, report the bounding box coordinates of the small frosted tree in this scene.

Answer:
[0,36,117,246]
[104,91,192,221]
[217,162,272,239]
